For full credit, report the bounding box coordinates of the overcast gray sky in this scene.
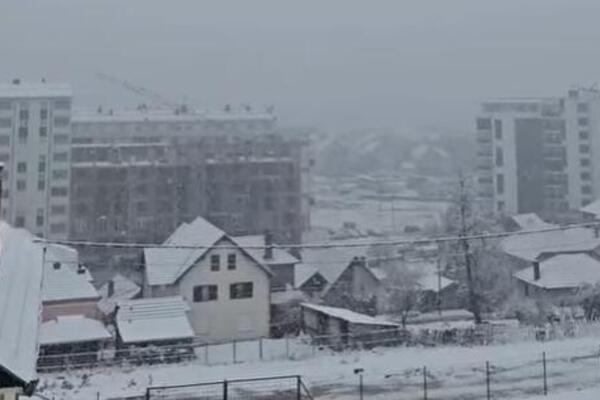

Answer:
[2,0,600,133]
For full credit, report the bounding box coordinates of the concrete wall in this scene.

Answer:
[177,237,271,342]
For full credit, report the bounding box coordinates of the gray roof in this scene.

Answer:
[513,253,600,289]
[509,213,556,231]
[233,235,299,265]
[42,245,99,303]
[501,227,600,262]
[98,274,141,315]
[581,199,600,217]
[0,223,44,386]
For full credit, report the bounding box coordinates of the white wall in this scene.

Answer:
[177,237,271,342]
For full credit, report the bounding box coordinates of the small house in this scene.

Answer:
[300,303,399,348]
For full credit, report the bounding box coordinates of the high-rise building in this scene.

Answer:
[69,108,312,246]
[475,87,600,220]
[0,80,72,238]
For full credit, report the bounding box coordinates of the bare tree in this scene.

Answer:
[382,262,424,328]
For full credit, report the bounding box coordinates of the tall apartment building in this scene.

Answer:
[69,109,312,246]
[0,81,72,238]
[476,88,600,220]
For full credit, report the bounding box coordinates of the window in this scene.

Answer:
[580,144,590,154]
[39,157,46,172]
[581,172,591,181]
[40,108,48,120]
[136,201,148,213]
[54,134,69,145]
[38,180,45,191]
[581,158,591,167]
[476,118,492,130]
[39,126,47,138]
[227,253,236,270]
[495,147,503,167]
[496,174,504,194]
[578,117,589,127]
[19,108,29,120]
[193,285,218,302]
[51,187,68,197]
[582,185,592,195]
[52,169,68,180]
[210,254,220,271]
[16,180,26,191]
[53,152,68,162]
[15,216,25,227]
[0,118,10,128]
[51,205,67,215]
[497,201,505,212]
[579,131,589,140]
[54,116,70,127]
[230,282,253,299]
[36,209,44,227]
[50,223,66,233]
[0,135,9,145]
[494,119,502,139]
[577,103,589,113]
[18,127,27,143]
[17,162,26,173]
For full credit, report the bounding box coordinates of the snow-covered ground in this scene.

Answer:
[38,336,600,399]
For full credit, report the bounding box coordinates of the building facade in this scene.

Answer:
[476,87,600,220]
[70,109,312,245]
[0,81,72,238]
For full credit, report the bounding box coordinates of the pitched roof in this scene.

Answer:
[0,222,44,386]
[581,199,600,217]
[144,217,226,285]
[294,263,322,288]
[513,253,600,289]
[501,227,600,262]
[509,213,556,231]
[42,246,99,303]
[299,247,357,286]
[98,274,141,315]
[301,303,399,327]
[116,296,194,343]
[40,315,112,346]
[233,235,299,265]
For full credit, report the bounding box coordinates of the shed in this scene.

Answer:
[300,303,399,348]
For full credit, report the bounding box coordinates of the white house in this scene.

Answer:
[143,217,273,342]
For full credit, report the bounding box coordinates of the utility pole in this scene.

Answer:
[458,174,482,324]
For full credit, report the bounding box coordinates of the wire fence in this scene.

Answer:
[37,319,600,374]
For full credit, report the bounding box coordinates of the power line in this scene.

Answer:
[33,221,600,251]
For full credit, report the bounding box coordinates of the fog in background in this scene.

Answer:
[2,0,600,133]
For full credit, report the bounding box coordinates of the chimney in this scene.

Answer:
[53,262,61,270]
[107,279,115,298]
[0,163,4,218]
[532,261,541,281]
[11,78,20,85]
[594,224,599,238]
[264,231,274,260]
[77,264,86,274]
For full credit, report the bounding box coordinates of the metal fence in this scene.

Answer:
[145,375,313,400]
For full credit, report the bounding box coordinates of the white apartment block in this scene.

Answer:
[0,80,72,238]
[476,87,600,220]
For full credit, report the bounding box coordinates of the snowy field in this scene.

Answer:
[37,336,600,399]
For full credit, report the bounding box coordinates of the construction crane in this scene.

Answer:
[95,72,190,113]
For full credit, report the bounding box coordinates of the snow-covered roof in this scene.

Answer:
[233,235,299,266]
[581,199,600,218]
[294,264,324,288]
[501,227,600,262]
[40,315,112,346]
[299,247,358,287]
[509,213,556,231]
[98,274,141,315]
[42,246,99,303]
[410,144,450,161]
[144,217,271,286]
[301,303,399,327]
[0,82,72,98]
[116,296,194,344]
[513,253,600,289]
[72,109,275,124]
[0,222,44,386]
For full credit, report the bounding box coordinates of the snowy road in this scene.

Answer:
[38,336,600,399]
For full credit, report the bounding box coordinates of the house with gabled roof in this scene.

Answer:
[143,217,273,342]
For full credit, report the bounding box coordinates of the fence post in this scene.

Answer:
[223,380,228,400]
[204,344,209,365]
[145,388,150,400]
[423,366,428,400]
[542,351,548,395]
[97,392,100,400]
[296,376,302,400]
[259,337,263,360]
[233,340,237,364]
[486,361,491,400]
[286,336,290,359]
